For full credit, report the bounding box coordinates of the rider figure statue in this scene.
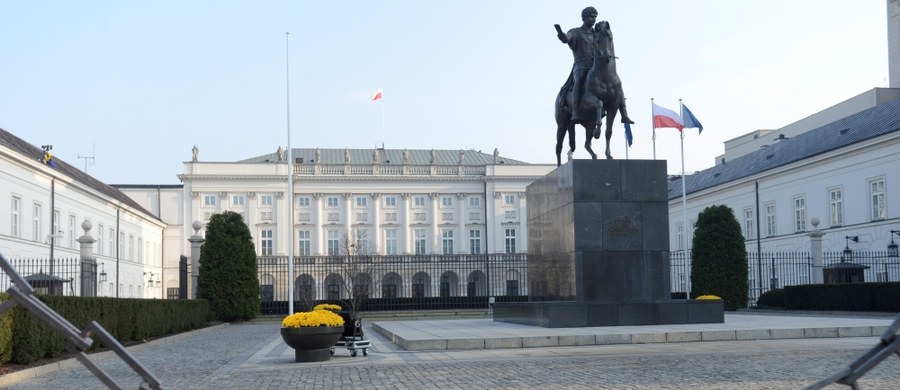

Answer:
[558,7,635,125]
[558,7,597,124]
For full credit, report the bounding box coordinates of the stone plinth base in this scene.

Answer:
[493,300,724,328]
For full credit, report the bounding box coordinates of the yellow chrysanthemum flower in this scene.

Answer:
[282,309,345,328]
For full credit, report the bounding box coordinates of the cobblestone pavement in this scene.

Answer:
[5,321,899,389]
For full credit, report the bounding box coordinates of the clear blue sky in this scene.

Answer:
[0,1,888,184]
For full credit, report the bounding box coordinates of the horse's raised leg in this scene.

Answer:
[583,123,598,159]
[592,101,605,140]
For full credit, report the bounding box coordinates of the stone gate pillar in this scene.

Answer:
[188,221,204,299]
[808,218,825,284]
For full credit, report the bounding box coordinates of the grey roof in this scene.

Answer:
[0,127,161,221]
[239,148,528,166]
[668,97,900,200]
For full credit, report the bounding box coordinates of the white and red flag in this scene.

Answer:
[652,102,683,131]
[370,87,383,101]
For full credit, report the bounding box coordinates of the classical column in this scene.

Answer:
[517,192,527,253]
[456,192,466,254]
[401,193,411,254]
[492,191,502,254]
[429,192,439,254]
[188,221,204,299]
[275,192,285,255]
[247,192,258,235]
[342,193,352,240]
[313,193,324,255]
[371,193,381,253]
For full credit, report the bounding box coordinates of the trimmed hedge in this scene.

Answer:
[784,282,900,312]
[0,293,12,365]
[755,288,785,309]
[8,296,209,365]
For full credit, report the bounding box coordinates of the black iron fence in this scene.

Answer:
[9,251,893,313]
[670,250,900,307]
[0,257,97,296]
[256,254,528,314]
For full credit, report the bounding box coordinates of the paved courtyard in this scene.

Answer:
[2,313,899,389]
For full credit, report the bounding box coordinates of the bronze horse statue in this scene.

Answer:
[555,21,632,166]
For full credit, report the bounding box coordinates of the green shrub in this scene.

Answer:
[784,282,900,312]
[8,296,210,365]
[0,293,12,365]
[755,288,785,308]
[197,211,259,322]
[691,205,749,311]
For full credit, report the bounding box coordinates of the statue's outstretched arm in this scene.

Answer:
[554,24,567,43]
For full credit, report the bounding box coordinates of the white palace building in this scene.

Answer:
[117,148,554,300]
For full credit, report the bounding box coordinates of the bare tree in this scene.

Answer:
[333,229,381,320]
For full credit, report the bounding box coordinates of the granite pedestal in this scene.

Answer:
[493,159,723,328]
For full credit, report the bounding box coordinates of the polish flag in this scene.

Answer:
[370,87,383,101]
[652,102,683,131]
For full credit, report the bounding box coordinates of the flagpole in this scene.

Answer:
[679,99,690,299]
[285,32,295,314]
[651,98,657,159]
[380,84,385,147]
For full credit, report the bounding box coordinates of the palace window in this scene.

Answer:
[10,196,21,238]
[260,229,273,255]
[414,229,427,255]
[469,229,482,254]
[743,207,754,240]
[793,196,806,232]
[441,229,454,255]
[829,188,843,227]
[504,194,517,206]
[298,230,311,256]
[32,203,42,241]
[327,229,340,255]
[505,228,517,253]
[870,178,886,220]
[765,202,776,237]
[326,196,339,208]
[384,229,398,255]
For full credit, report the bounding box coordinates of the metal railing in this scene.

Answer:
[670,250,900,307]
[0,257,95,297]
[257,253,528,314]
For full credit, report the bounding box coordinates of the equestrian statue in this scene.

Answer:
[555,7,634,166]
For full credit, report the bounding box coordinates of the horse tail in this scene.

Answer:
[556,67,574,112]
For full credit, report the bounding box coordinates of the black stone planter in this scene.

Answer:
[280,326,343,362]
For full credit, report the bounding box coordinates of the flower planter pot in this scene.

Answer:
[280,326,344,362]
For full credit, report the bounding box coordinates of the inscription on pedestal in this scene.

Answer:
[608,216,637,237]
